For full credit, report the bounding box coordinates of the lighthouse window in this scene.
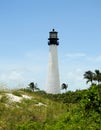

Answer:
[50,33,57,38]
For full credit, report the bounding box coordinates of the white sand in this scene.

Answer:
[6,93,32,102]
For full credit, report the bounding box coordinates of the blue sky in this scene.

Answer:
[0,0,101,91]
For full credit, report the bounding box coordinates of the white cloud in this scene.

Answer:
[8,71,24,81]
[1,51,101,91]
[66,53,86,58]
[96,56,101,61]
[0,70,26,89]
[0,67,46,90]
[0,70,24,81]
[66,68,83,81]
[60,68,88,91]
[87,55,101,62]
[65,53,101,62]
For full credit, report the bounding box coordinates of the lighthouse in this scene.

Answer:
[46,29,60,94]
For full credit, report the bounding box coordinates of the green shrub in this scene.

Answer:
[0,95,9,103]
[12,91,22,97]
[16,121,42,130]
[81,85,101,114]
[0,87,101,130]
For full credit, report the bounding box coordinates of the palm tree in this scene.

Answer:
[84,71,94,85]
[28,82,40,92]
[94,70,101,85]
[34,83,40,91]
[61,83,68,92]
[29,82,35,92]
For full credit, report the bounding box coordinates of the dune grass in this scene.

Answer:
[0,85,101,130]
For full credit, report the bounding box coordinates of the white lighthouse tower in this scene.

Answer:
[46,29,60,94]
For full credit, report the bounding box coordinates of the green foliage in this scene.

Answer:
[84,70,94,84]
[81,85,101,114]
[0,95,9,103]
[12,90,22,97]
[42,90,83,104]
[61,83,68,91]
[16,122,42,130]
[84,69,101,85]
[0,85,101,130]
[28,82,40,92]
